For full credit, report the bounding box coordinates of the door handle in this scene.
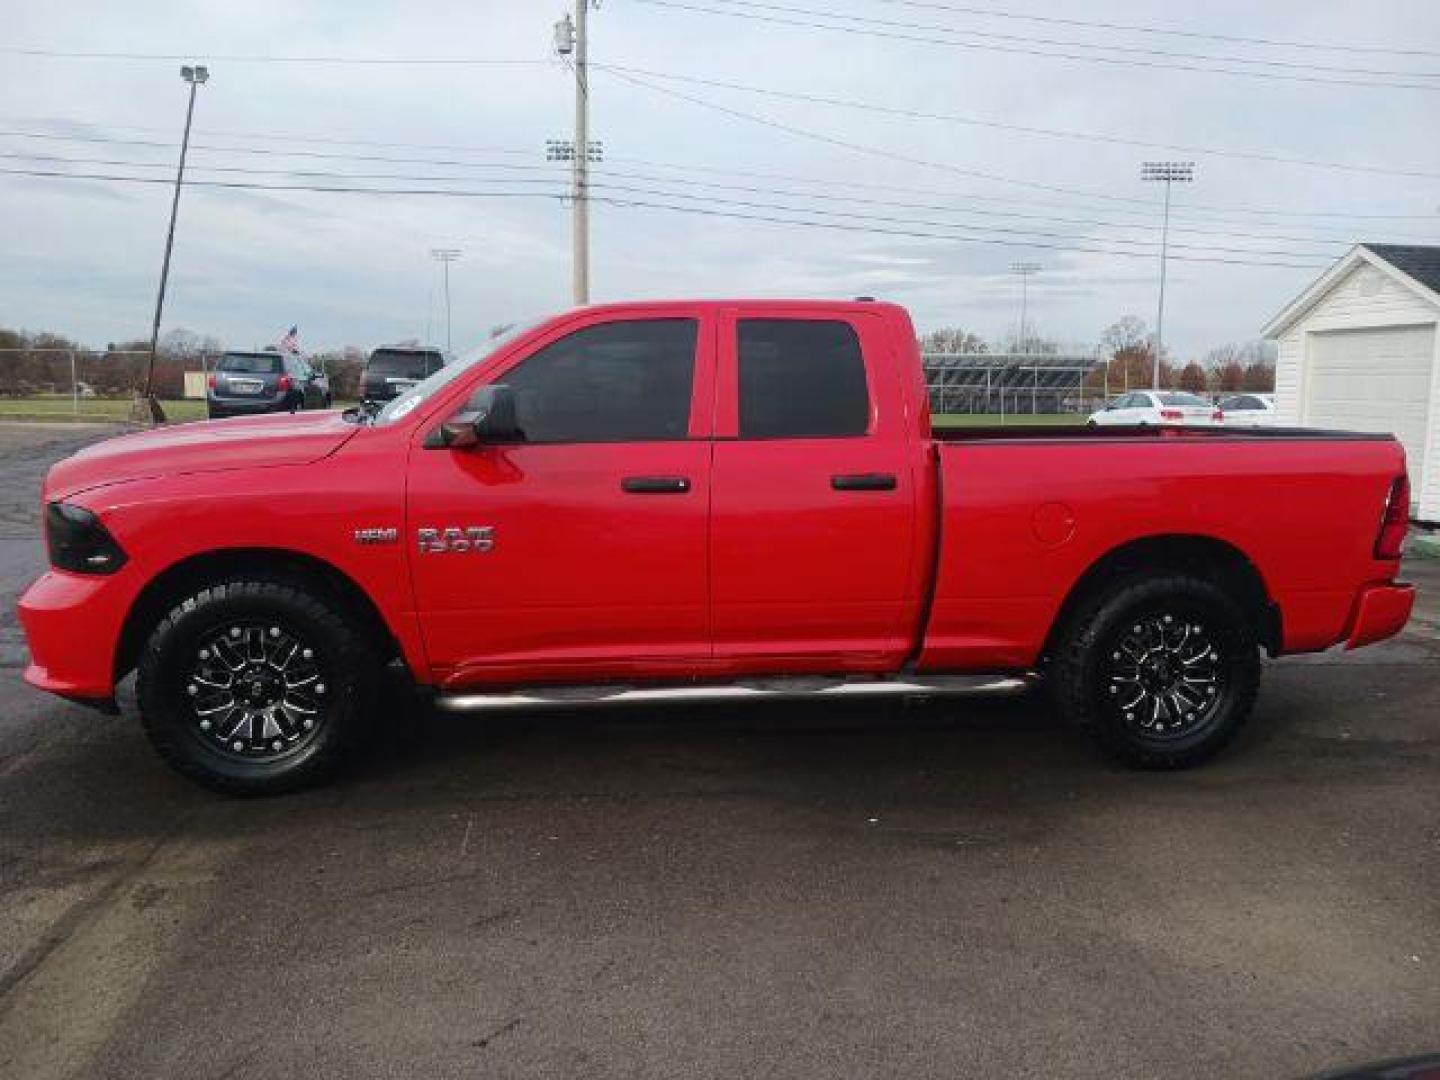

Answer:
[622,476,691,494]
[831,473,897,492]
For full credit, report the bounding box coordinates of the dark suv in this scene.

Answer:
[361,346,445,404]
[207,351,331,419]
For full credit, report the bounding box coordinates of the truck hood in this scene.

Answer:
[46,411,362,501]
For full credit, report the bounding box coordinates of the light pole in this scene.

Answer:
[1141,161,1193,390]
[1011,261,1040,353]
[430,249,461,354]
[143,63,208,422]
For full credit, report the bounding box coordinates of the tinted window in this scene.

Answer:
[1223,395,1257,410]
[738,319,869,439]
[502,319,697,442]
[218,353,282,374]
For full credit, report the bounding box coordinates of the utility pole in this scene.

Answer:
[144,63,208,423]
[430,249,461,354]
[1010,261,1040,353]
[1141,161,1193,390]
[552,5,599,305]
[573,0,589,305]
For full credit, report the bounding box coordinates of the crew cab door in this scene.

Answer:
[709,308,925,671]
[406,312,715,687]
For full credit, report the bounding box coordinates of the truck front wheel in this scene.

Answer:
[1049,574,1260,769]
[136,577,377,794]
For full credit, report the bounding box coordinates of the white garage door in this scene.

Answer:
[1306,325,1435,486]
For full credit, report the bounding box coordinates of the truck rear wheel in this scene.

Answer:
[1049,574,1260,769]
[136,578,377,795]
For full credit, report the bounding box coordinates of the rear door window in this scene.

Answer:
[737,319,870,439]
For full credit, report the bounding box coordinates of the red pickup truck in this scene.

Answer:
[18,300,1415,793]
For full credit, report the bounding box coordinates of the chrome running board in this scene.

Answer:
[435,675,1032,712]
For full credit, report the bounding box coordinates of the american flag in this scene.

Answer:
[278,326,300,354]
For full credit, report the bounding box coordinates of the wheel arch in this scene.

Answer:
[1044,534,1280,661]
[115,547,402,684]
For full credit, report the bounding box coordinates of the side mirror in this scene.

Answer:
[435,385,523,448]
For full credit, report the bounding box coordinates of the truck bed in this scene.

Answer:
[931,423,1395,443]
[915,428,1407,672]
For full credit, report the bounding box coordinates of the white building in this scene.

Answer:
[1263,244,1440,522]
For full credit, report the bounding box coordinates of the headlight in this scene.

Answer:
[45,502,128,574]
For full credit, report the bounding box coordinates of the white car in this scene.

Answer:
[1216,393,1277,427]
[1088,390,1222,426]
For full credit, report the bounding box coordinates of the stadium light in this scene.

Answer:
[1010,262,1041,355]
[1141,161,1195,389]
[142,62,211,424]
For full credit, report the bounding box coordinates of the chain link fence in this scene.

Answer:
[0,348,227,423]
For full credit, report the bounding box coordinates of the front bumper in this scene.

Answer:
[1344,582,1415,650]
[17,569,132,702]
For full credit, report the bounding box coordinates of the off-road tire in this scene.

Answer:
[1048,573,1260,769]
[136,577,377,795]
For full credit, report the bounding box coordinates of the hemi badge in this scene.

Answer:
[353,527,399,545]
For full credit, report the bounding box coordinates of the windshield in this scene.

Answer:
[1158,392,1210,407]
[373,319,544,425]
[218,353,283,374]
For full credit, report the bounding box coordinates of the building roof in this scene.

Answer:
[1261,243,1440,339]
[1363,244,1440,295]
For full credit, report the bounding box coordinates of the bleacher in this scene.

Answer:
[923,353,1100,415]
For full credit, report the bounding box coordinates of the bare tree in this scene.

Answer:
[918,327,987,354]
[1097,316,1175,389]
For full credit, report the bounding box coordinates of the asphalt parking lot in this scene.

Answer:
[1,424,1437,1080]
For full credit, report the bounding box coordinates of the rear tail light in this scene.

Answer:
[1211,410,1224,422]
[277,374,293,392]
[1375,474,1410,559]
[1160,409,1184,420]
[206,373,216,389]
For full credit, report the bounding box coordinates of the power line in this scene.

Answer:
[3,114,540,158]
[682,0,1440,82]
[20,111,1435,203]
[589,193,1333,269]
[685,0,1440,81]
[580,180,1340,260]
[0,127,563,172]
[4,120,1436,229]
[0,164,1337,267]
[0,148,1376,248]
[599,67,1440,228]
[601,66,1188,209]
[595,63,1440,181]
[0,47,552,67]
[630,0,1440,91]
[863,0,1440,60]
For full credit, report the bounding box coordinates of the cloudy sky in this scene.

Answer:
[2,0,1438,358]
